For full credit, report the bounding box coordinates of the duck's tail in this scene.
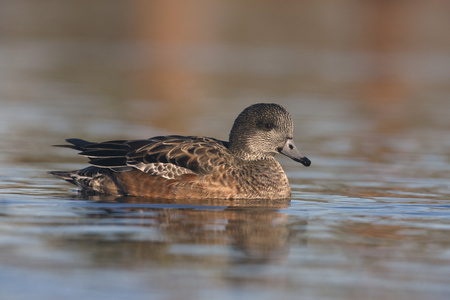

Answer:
[49,170,78,185]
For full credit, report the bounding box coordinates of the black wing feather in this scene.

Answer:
[89,157,128,167]
[80,149,130,157]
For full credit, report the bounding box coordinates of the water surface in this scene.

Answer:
[1,1,450,300]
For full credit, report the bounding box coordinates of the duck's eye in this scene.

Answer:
[265,123,274,130]
[258,122,275,131]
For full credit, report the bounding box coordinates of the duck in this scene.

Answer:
[51,103,311,199]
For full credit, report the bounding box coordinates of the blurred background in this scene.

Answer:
[1,0,450,140]
[1,2,450,300]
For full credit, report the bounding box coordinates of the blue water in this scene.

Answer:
[2,2,450,299]
[1,112,450,300]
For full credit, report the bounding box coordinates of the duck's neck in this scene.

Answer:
[228,145,276,162]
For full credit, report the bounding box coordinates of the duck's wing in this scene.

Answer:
[59,136,232,179]
[126,136,231,178]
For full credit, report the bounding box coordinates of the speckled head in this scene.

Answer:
[228,103,311,166]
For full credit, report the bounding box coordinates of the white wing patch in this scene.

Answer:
[132,162,195,179]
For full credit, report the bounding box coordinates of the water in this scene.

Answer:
[1,1,450,300]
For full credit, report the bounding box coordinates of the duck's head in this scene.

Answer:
[229,103,311,166]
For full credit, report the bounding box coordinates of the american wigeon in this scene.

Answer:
[51,103,311,199]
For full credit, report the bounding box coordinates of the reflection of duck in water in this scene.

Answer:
[72,205,307,263]
[51,103,311,199]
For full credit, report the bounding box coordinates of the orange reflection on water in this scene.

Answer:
[130,0,219,131]
[358,0,416,134]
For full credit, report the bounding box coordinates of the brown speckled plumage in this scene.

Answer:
[51,103,311,200]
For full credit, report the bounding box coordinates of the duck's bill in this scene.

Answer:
[279,139,311,167]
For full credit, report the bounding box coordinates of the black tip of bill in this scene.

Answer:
[293,156,311,167]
